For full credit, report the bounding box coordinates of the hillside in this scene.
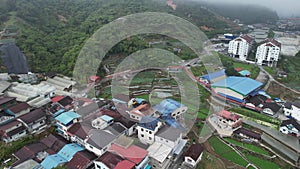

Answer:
[0,0,237,76]
[200,2,279,24]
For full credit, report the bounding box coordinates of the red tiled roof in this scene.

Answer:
[109,144,147,164]
[7,102,30,114]
[96,151,125,169]
[184,144,204,161]
[235,67,243,72]
[261,38,281,48]
[51,96,64,103]
[66,150,97,169]
[19,109,46,124]
[240,34,254,43]
[89,76,100,82]
[0,120,21,132]
[217,110,240,121]
[67,123,91,140]
[115,160,135,169]
[0,97,16,106]
[101,109,122,119]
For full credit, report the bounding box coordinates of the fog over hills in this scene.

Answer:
[191,0,300,17]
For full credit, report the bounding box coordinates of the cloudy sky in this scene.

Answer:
[195,0,300,17]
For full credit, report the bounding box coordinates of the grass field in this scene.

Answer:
[232,62,260,79]
[224,138,270,156]
[197,152,226,169]
[208,137,249,167]
[246,155,280,169]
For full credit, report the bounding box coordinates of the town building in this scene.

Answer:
[92,115,114,129]
[211,76,263,103]
[55,111,81,138]
[136,116,162,144]
[65,150,97,169]
[283,101,300,121]
[94,151,135,169]
[147,141,173,169]
[280,118,300,137]
[40,143,84,169]
[255,39,281,67]
[155,125,187,156]
[184,144,204,168]
[233,127,261,142]
[216,110,242,129]
[228,34,254,61]
[18,108,47,134]
[199,69,226,84]
[85,129,116,156]
[109,143,150,169]
[0,120,27,143]
[128,102,156,122]
[153,99,188,119]
[12,142,48,167]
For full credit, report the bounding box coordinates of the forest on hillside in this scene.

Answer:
[0,0,278,76]
[0,0,234,76]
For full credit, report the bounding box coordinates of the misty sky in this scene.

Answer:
[197,0,300,17]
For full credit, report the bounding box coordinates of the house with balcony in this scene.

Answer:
[55,111,81,139]
[255,39,281,67]
[18,108,47,134]
[216,110,242,129]
[283,101,300,121]
[153,99,187,120]
[85,129,116,156]
[228,34,254,61]
[147,141,173,169]
[136,116,162,145]
[280,118,300,137]
[0,120,27,143]
[155,125,187,156]
[184,144,204,168]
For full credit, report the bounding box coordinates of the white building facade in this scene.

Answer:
[256,39,281,67]
[228,34,253,61]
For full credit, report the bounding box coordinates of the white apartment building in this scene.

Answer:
[256,39,281,67]
[228,34,253,61]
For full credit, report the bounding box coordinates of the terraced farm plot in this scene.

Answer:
[208,136,249,167]
[224,138,270,156]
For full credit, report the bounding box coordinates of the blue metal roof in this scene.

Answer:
[238,70,251,76]
[55,111,81,125]
[153,99,184,116]
[100,115,114,122]
[211,76,263,96]
[58,143,84,161]
[135,98,146,104]
[41,154,67,169]
[138,116,159,131]
[162,115,185,131]
[53,109,65,117]
[200,69,226,81]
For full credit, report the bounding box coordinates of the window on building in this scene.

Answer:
[149,131,152,134]
[141,134,144,137]
[149,137,152,140]
[141,128,144,132]
[89,145,93,149]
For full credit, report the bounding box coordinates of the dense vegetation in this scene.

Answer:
[202,2,279,24]
[277,51,300,90]
[0,0,235,76]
